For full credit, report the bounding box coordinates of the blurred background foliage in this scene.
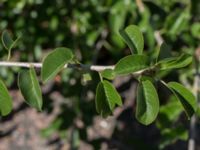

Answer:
[0,0,200,149]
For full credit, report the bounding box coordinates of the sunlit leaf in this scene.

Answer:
[114,55,148,75]
[136,80,159,125]
[0,79,12,116]
[41,47,73,83]
[120,25,144,54]
[18,67,43,111]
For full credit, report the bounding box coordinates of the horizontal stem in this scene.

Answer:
[0,61,114,72]
[0,61,150,77]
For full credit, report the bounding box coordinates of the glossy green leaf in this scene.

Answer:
[18,67,43,111]
[167,82,197,118]
[119,25,144,54]
[95,80,122,117]
[0,79,12,116]
[136,80,159,125]
[1,30,14,50]
[114,55,148,75]
[159,54,192,70]
[101,69,115,80]
[41,47,73,83]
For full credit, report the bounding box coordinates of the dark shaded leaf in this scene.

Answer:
[157,42,171,62]
[1,30,13,50]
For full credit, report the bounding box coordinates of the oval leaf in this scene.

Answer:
[159,54,192,70]
[114,55,148,75]
[101,69,115,80]
[136,80,159,125]
[1,30,14,50]
[95,80,122,117]
[0,80,12,116]
[41,47,73,83]
[18,67,43,111]
[167,82,197,118]
[119,25,144,54]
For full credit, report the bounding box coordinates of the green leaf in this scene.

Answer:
[101,69,115,80]
[95,80,122,117]
[114,55,148,75]
[0,79,12,116]
[1,30,14,50]
[159,54,192,70]
[1,30,21,60]
[119,25,144,54]
[41,47,73,83]
[136,80,159,125]
[167,82,197,118]
[18,67,43,111]
[157,42,171,62]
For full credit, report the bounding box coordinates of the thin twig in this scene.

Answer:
[0,61,150,77]
[188,75,198,150]
[136,0,145,13]
[0,61,114,71]
[154,30,164,46]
